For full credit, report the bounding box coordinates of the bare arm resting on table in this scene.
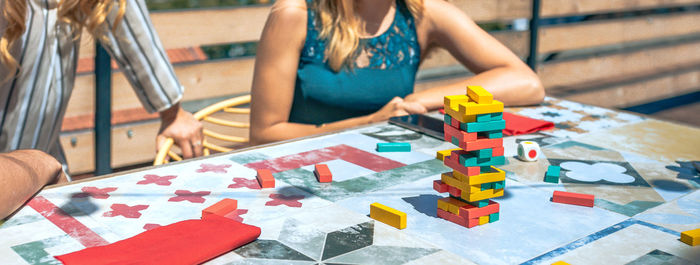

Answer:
[249,0,426,145]
[0,150,67,220]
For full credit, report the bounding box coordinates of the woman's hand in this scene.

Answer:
[369,97,428,123]
[157,103,204,159]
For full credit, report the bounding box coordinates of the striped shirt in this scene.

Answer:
[0,0,183,162]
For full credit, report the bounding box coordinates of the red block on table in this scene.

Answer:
[444,123,477,142]
[458,200,499,220]
[256,169,275,188]
[314,164,332,183]
[202,198,238,218]
[444,154,482,176]
[433,180,449,193]
[552,191,595,207]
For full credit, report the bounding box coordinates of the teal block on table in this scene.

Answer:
[474,148,492,159]
[476,112,503,122]
[467,200,489,208]
[493,180,505,189]
[489,212,500,223]
[460,119,506,133]
[459,154,506,167]
[483,130,503,139]
[481,183,493,191]
[546,165,561,178]
[544,175,559,183]
[376,142,411,152]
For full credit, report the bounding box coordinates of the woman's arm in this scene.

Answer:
[0,150,67,219]
[406,0,544,109]
[249,0,425,145]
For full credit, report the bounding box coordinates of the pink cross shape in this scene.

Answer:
[103,204,149,219]
[223,209,248,222]
[143,223,162,231]
[72,187,117,199]
[137,174,177,186]
[196,163,232,173]
[168,190,211,203]
[265,193,304,208]
[228,178,261,190]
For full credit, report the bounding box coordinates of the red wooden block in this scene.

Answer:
[444,155,481,176]
[201,198,238,218]
[256,169,275,188]
[458,200,499,220]
[448,185,461,197]
[437,208,467,226]
[492,146,505,157]
[552,191,595,207]
[456,137,503,151]
[444,123,477,142]
[314,164,332,183]
[433,180,449,193]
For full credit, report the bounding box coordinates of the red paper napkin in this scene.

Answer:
[502,112,554,136]
[55,215,261,265]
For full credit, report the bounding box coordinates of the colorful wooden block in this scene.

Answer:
[467,85,493,104]
[463,188,504,202]
[680,228,700,246]
[437,197,469,215]
[478,215,489,225]
[433,180,449,193]
[201,198,238,218]
[460,119,506,133]
[467,200,489,208]
[544,175,559,184]
[474,148,492,159]
[458,200,500,219]
[476,112,503,122]
[492,146,505,156]
[437,208,468,227]
[489,212,499,223]
[551,261,571,265]
[444,95,471,110]
[370,203,407,229]
[493,181,505,190]
[452,166,506,185]
[376,142,411,152]
[314,164,332,183]
[436,148,461,161]
[481,183,493,191]
[441,173,480,194]
[483,130,503,139]
[458,100,504,116]
[453,136,503,151]
[256,169,275,188]
[444,156,483,176]
[546,165,561,178]
[458,151,506,167]
[448,185,461,197]
[444,123,477,142]
[552,191,595,207]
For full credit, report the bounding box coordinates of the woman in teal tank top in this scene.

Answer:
[250,0,544,144]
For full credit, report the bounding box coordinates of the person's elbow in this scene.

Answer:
[524,75,545,105]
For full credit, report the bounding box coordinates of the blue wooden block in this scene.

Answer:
[480,166,493,173]
[451,136,460,147]
[444,114,452,125]
[489,212,500,223]
[459,154,506,167]
[376,142,411,152]
[544,175,559,184]
[467,200,489,208]
[493,181,505,189]
[483,130,503,139]
[474,148,492,159]
[546,165,561,178]
[481,183,493,191]
[476,112,503,122]
[460,119,506,133]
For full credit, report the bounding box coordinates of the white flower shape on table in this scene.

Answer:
[560,161,636,184]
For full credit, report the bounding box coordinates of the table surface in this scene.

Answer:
[2,97,699,265]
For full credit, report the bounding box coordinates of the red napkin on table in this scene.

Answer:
[55,214,261,265]
[502,112,554,136]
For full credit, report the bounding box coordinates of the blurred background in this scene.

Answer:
[64,0,700,178]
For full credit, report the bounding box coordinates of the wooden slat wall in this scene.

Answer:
[541,0,700,17]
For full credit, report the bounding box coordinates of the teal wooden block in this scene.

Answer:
[544,175,559,184]
[493,181,505,189]
[459,154,506,167]
[467,200,489,208]
[444,114,452,124]
[376,142,411,152]
[476,112,503,122]
[483,130,503,139]
[460,119,506,133]
[546,165,561,178]
[481,183,493,191]
[481,166,494,173]
[474,148,492,159]
[451,136,460,146]
[489,212,499,223]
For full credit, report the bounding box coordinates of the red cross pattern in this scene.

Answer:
[103,204,149,219]
[228,177,262,190]
[168,190,211,203]
[71,187,117,199]
[143,223,162,231]
[137,174,177,186]
[196,163,232,173]
[223,209,248,222]
[265,193,304,208]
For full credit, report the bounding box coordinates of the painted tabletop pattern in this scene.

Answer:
[1,98,699,265]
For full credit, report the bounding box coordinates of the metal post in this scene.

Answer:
[527,0,541,71]
[95,43,112,175]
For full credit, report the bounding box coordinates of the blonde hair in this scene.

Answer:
[314,0,423,72]
[1,0,125,73]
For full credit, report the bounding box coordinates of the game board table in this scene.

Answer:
[1,97,699,265]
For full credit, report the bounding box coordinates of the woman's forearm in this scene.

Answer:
[0,150,63,219]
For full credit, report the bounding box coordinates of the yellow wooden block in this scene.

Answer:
[370,203,407,229]
[441,173,476,193]
[478,215,489,225]
[680,228,700,246]
[467,85,493,104]
[436,148,461,161]
[444,96,478,123]
[551,261,571,265]
[458,100,504,116]
[462,188,504,202]
[438,197,470,215]
[453,167,506,185]
[444,95,470,110]
[437,198,450,212]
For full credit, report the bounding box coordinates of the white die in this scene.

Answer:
[517,141,540,162]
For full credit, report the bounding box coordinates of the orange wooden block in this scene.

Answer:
[202,198,238,218]
[256,169,275,188]
[552,191,594,207]
[314,164,332,183]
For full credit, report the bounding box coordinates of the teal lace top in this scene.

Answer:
[289,0,421,125]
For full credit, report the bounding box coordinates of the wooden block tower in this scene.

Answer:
[434,86,506,228]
